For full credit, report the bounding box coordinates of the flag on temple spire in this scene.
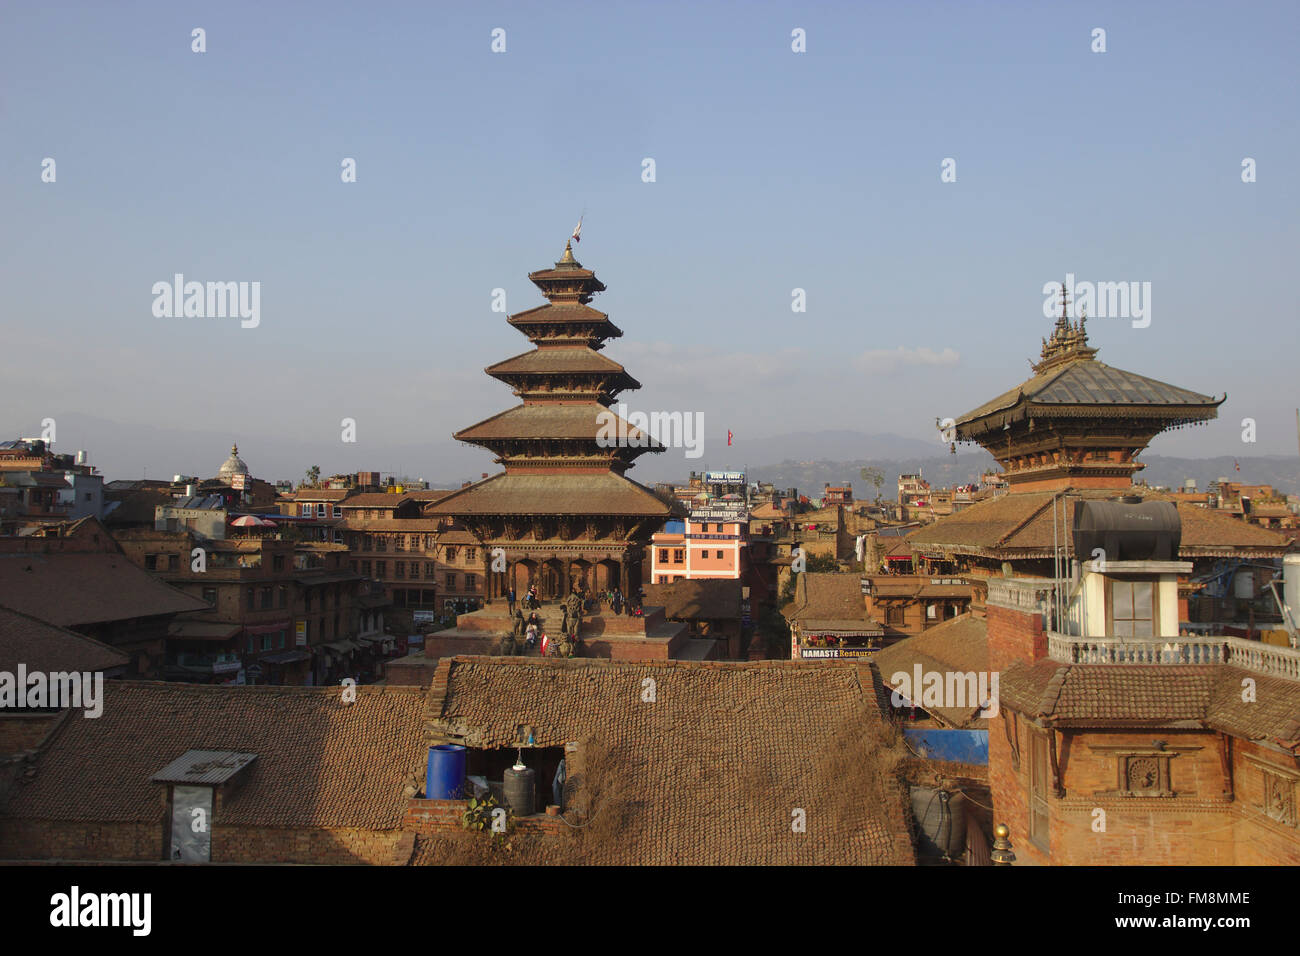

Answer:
[571,217,583,243]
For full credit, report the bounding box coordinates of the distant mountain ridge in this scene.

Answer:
[742,453,1300,499]
[13,416,1299,497]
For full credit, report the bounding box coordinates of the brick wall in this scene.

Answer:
[0,818,404,864]
[402,798,565,836]
[985,604,1047,674]
[1229,741,1300,865]
[990,715,1300,865]
[988,711,1045,865]
[1049,730,1236,865]
[0,820,162,861]
[385,654,440,686]
[422,634,496,658]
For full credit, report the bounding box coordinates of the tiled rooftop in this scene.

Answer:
[425,656,915,865]
[2,683,429,828]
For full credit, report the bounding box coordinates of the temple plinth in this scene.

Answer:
[427,242,678,602]
[954,295,1224,492]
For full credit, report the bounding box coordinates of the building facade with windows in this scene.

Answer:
[112,529,369,685]
[650,515,746,582]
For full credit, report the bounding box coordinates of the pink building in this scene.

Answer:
[650,507,747,583]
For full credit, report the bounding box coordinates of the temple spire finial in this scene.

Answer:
[560,239,576,264]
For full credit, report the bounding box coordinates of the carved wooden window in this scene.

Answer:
[1263,770,1297,827]
[1102,750,1180,798]
[1120,755,1168,795]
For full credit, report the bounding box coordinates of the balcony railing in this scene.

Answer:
[1047,631,1300,681]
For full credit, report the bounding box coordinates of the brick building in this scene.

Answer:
[786,573,885,660]
[987,573,1300,865]
[0,518,208,678]
[112,529,371,685]
[862,574,977,640]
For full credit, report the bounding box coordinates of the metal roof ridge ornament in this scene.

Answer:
[1034,278,1096,374]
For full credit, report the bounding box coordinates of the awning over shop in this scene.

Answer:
[320,640,361,656]
[168,621,241,641]
[244,620,293,636]
[259,650,312,665]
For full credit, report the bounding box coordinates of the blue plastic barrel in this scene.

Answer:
[426,744,467,799]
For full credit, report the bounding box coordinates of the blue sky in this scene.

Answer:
[2,0,1297,483]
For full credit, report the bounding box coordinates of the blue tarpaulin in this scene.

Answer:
[903,728,988,765]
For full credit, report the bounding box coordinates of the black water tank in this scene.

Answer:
[1072,499,1180,562]
[502,764,535,816]
[910,787,967,862]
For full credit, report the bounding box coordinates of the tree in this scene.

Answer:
[860,466,886,502]
[305,465,321,487]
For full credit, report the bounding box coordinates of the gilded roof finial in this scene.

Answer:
[560,240,576,264]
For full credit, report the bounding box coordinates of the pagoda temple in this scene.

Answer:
[427,241,677,601]
[953,290,1224,492]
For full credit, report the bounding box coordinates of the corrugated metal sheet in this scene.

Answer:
[151,749,258,785]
